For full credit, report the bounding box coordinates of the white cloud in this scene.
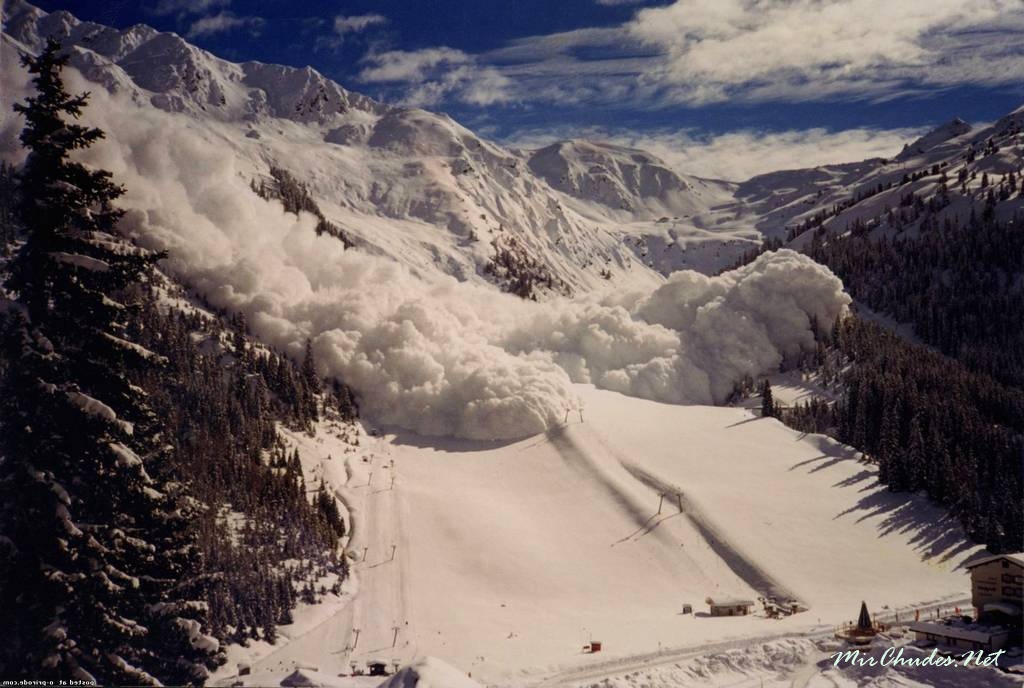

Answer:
[359,48,512,107]
[626,0,1024,104]
[151,0,229,16]
[359,48,469,83]
[333,14,388,35]
[657,127,923,180]
[355,0,1024,110]
[185,11,262,39]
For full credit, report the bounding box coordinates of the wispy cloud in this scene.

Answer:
[186,11,262,39]
[502,124,923,181]
[333,13,388,35]
[357,0,1024,110]
[151,0,229,17]
[359,48,512,107]
[626,0,1024,104]
[312,13,389,52]
[359,47,469,82]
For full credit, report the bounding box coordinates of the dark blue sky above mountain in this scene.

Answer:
[31,0,1024,178]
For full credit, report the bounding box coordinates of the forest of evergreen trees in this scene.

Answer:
[130,303,356,646]
[772,140,1024,553]
[251,165,355,248]
[808,211,1024,388]
[779,317,1023,553]
[0,41,359,684]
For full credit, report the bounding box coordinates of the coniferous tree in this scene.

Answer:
[876,400,900,485]
[0,40,221,683]
[760,379,775,418]
[0,161,18,250]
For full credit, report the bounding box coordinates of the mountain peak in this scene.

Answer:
[897,117,972,161]
[1,0,386,125]
[527,138,699,217]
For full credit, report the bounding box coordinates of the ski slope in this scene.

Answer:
[253,385,974,686]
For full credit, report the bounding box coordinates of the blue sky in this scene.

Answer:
[32,0,1024,179]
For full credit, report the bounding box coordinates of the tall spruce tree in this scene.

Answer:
[760,379,775,418]
[0,40,222,683]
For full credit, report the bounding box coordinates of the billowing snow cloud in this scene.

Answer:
[0,66,850,441]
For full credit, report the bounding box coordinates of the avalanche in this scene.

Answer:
[95,99,848,439]
[0,56,850,440]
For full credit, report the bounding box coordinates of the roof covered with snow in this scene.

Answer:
[910,619,1012,644]
[964,553,1024,570]
[707,597,756,607]
[376,657,481,688]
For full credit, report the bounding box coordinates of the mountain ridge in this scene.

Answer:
[3,0,1021,296]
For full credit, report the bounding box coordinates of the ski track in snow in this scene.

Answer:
[231,428,418,679]
[618,461,802,608]
[566,418,804,607]
[213,390,980,687]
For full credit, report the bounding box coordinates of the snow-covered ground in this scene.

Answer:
[214,386,985,687]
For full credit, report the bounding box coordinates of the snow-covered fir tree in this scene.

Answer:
[0,39,223,684]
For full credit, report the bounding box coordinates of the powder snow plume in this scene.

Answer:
[0,66,850,440]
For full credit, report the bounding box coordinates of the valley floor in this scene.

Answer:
[215,385,986,687]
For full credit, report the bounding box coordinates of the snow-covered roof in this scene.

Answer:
[708,597,755,607]
[377,657,481,688]
[910,620,1011,644]
[964,553,1024,570]
[278,668,336,687]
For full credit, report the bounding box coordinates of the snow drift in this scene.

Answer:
[377,657,482,688]
[0,63,850,441]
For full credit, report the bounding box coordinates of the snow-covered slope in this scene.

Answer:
[214,386,982,686]
[735,113,1023,246]
[1,0,384,123]
[895,117,972,161]
[378,657,483,688]
[526,139,704,220]
[0,0,662,296]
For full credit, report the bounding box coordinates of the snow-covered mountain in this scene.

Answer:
[3,0,1021,442]
[895,117,972,161]
[9,0,1014,298]
[3,0,697,296]
[1,0,384,123]
[525,139,704,219]
[738,112,1023,246]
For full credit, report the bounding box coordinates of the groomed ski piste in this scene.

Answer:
[212,385,993,687]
